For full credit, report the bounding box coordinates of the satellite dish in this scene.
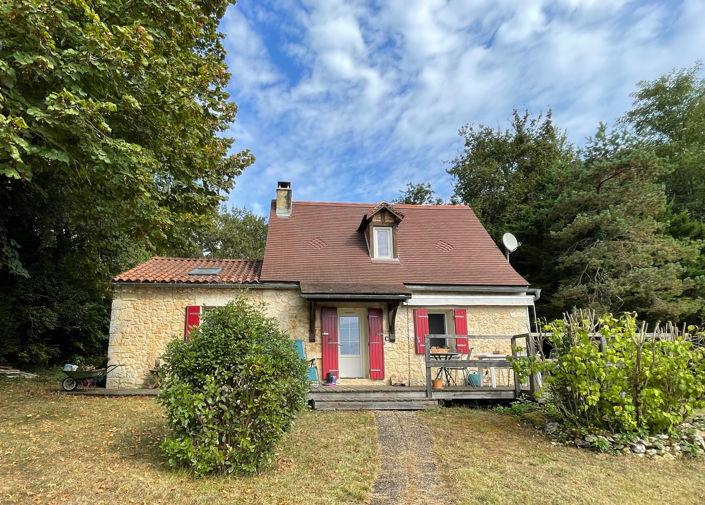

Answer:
[502,233,519,253]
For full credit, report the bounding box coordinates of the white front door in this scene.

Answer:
[339,315,363,378]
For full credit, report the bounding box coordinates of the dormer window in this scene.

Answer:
[374,227,393,259]
[357,201,404,260]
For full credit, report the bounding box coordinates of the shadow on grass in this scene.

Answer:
[111,411,171,469]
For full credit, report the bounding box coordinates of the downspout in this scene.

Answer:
[406,303,411,386]
[527,288,542,334]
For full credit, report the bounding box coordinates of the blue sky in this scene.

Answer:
[220,0,705,217]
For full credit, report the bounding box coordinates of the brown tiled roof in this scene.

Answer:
[261,201,528,286]
[114,257,261,284]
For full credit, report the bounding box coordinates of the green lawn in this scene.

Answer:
[0,374,377,505]
[422,407,705,505]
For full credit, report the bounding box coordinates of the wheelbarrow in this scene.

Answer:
[61,364,123,391]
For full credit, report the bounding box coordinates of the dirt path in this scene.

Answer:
[369,411,454,505]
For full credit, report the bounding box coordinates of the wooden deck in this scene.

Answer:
[62,384,521,411]
[308,384,520,410]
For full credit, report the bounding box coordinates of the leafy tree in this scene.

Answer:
[448,110,573,239]
[550,126,702,321]
[622,66,705,307]
[188,206,267,259]
[623,65,705,218]
[0,0,253,363]
[393,182,444,205]
[448,110,575,313]
[159,299,308,475]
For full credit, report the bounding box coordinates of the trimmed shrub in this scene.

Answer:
[158,298,308,475]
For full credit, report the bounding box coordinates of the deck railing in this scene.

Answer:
[424,333,539,399]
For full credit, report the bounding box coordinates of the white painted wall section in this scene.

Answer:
[406,294,535,307]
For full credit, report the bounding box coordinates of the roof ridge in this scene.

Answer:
[150,257,262,262]
[391,204,470,209]
[286,201,470,209]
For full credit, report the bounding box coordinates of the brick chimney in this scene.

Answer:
[275,181,292,217]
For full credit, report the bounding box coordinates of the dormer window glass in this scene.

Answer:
[374,227,393,259]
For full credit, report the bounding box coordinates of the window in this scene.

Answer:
[339,316,360,355]
[188,267,222,275]
[428,313,447,348]
[373,227,393,259]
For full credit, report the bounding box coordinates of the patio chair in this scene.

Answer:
[294,340,319,387]
[444,347,473,386]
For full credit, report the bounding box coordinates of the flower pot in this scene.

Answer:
[432,378,443,390]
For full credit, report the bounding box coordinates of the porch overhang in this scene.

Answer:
[301,283,410,343]
[299,282,411,301]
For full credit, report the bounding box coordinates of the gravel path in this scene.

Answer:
[369,411,454,505]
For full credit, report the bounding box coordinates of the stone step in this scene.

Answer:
[312,399,439,411]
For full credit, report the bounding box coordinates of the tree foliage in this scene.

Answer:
[551,126,702,321]
[393,182,444,205]
[449,110,573,240]
[447,74,705,323]
[158,299,308,475]
[448,110,575,311]
[187,206,267,259]
[624,65,705,218]
[0,0,253,363]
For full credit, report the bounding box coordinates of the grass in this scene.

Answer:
[421,407,705,505]
[4,373,704,505]
[0,373,377,505]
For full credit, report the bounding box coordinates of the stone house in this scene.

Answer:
[107,182,538,389]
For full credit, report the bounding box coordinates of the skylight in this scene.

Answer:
[188,267,222,276]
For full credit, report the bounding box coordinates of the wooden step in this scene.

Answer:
[312,398,439,411]
[309,390,426,401]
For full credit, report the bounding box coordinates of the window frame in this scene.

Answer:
[373,226,393,259]
[427,310,457,350]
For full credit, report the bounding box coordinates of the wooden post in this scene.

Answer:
[511,335,521,399]
[525,333,538,396]
[387,302,399,342]
[425,334,432,398]
[308,301,316,342]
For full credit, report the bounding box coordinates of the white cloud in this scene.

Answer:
[221,0,705,216]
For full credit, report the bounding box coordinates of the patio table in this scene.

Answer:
[430,351,461,386]
[475,353,508,388]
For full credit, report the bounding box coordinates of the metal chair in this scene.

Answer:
[445,347,474,386]
[294,340,319,386]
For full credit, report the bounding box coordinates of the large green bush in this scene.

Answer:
[157,298,308,475]
[512,312,705,434]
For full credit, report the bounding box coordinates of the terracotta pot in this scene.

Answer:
[432,378,443,390]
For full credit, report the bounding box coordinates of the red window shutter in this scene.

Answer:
[321,307,339,379]
[184,305,201,340]
[413,309,429,354]
[368,308,384,380]
[454,309,469,353]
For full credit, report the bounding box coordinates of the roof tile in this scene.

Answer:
[114,257,261,284]
[260,201,528,286]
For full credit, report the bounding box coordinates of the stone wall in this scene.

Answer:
[107,285,309,388]
[107,285,531,388]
